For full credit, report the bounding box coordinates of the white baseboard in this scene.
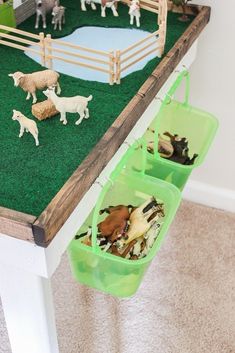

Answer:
[183,180,235,213]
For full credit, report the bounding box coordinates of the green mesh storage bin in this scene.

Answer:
[0,1,16,31]
[142,71,218,190]
[68,141,181,298]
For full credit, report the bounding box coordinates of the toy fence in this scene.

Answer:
[0,0,167,85]
[0,24,46,65]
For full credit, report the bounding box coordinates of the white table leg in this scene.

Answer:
[0,263,59,353]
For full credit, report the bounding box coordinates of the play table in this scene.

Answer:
[0,6,210,353]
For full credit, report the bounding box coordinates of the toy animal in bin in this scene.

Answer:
[81,0,119,17]
[129,0,141,27]
[77,197,165,260]
[163,131,198,165]
[52,4,65,30]
[147,129,198,165]
[8,70,61,104]
[12,110,39,146]
[98,205,133,242]
[35,0,59,29]
[43,87,92,125]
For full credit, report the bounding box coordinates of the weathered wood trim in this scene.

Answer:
[14,0,35,25]
[0,206,35,241]
[32,6,211,247]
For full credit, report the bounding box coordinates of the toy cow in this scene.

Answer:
[81,0,119,17]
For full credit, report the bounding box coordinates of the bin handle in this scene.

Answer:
[153,70,190,159]
[91,138,147,251]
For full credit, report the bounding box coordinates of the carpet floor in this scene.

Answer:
[0,200,235,353]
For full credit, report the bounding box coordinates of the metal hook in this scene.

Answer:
[154,96,163,102]
[94,180,104,189]
[165,93,172,105]
[123,140,132,148]
[105,176,114,186]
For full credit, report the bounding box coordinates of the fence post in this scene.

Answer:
[109,50,115,85]
[39,32,45,67]
[116,50,121,85]
[45,34,53,69]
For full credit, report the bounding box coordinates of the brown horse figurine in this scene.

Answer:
[98,205,133,242]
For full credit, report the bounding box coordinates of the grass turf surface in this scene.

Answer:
[0,0,194,216]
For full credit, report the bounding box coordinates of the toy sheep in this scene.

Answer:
[8,70,61,104]
[12,110,39,146]
[43,88,92,126]
[52,5,65,30]
[129,0,141,27]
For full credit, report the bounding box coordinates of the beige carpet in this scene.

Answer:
[1,200,235,353]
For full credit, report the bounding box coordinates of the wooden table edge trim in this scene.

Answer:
[0,206,36,242]
[0,6,211,246]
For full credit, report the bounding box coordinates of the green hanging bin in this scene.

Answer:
[68,140,181,298]
[142,71,219,190]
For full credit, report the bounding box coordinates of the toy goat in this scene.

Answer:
[98,205,133,242]
[117,197,164,248]
[43,88,92,125]
[81,0,119,17]
[35,0,59,29]
[52,4,65,30]
[8,70,61,104]
[129,0,141,27]
[12,110,39,146]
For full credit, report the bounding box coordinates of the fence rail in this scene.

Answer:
[44,34,115,84]
[0,0,167,84]
[0,24,45,65]
[116,29,160,83]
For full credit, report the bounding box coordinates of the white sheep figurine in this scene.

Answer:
[129,0,141,27]
[8,70,61,104]
[43,88,92,126]
[12,110,39,146]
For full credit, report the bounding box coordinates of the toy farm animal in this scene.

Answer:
[35,0,59,29]
[43,88,92,125]
[129,0,141,27]
[164,132,198,165]
[12,110,39,146]
[81,0,119,17]
[147,134,174,158]
[8,70,61,104]
[52,4,65,30]
[117,197,164,247]
[98,205,133,242]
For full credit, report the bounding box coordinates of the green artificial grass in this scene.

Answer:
[0,0,194,216]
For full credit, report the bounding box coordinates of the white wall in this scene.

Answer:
[13,0,23,9]
[183,0,235,212]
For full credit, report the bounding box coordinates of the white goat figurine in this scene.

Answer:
[52,5,65,30]
[81,0,119,17]
[12,110,39,146]
[43,88,92,125]
[8,70,61,104]
[129,0,141,27]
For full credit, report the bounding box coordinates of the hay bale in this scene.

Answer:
[32,99,59,121]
